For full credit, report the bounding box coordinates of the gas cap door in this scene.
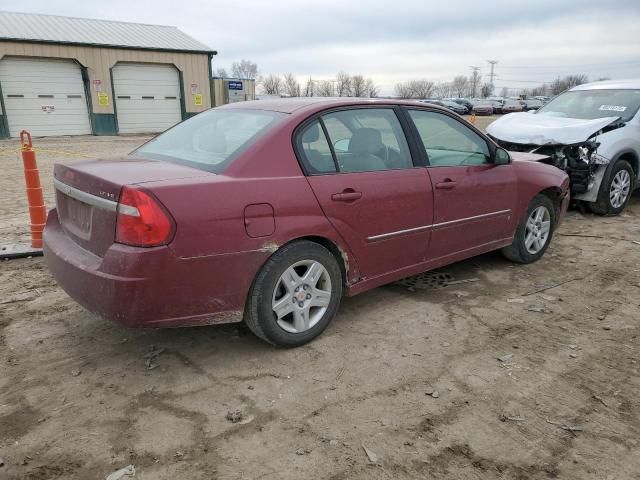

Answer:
[244,203,275,238]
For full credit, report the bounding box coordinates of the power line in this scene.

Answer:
[499,60,640,70]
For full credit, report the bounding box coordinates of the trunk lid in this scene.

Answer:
[53,156,212,257]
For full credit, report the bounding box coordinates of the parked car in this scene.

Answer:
[449,98,473,114]
[488,100,504,114]
[488,97,506,114]
[45,98,569,346]
[522,99,543,111]
[502,100,524,113]
[471,101,494,115]
[422,99,467,115]
[487,79,640,215]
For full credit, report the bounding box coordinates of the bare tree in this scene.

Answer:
[451,76,470,98]
[408,79,435,98]
[351,75,368,97]
[282,73,301,97]
[480,82,494,98]
[214,67,229,78]
[316,80,335,97]
[365,78,379,98]
[469,69,482,98]
[550,74,588,95]
[303,77,315,97]
[259,74,283,95]
[335,71,352,97]
[434,82,451,98]
[231,59,258,79]
[394,82,413,99]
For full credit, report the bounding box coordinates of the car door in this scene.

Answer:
[296,107,434,280]
[406,108,517,261]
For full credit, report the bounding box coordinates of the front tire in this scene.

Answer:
[502,194,556,264]
[245,241,343,347]
[589,160,634,216]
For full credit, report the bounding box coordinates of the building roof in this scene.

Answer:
[0,11,215,54]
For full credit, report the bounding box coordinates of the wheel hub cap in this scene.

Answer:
[524,206,551,255]
[272,260,332,334]
[610,170,631,209]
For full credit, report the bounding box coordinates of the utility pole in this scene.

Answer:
[469,66,481,97]
[487,60,498,88]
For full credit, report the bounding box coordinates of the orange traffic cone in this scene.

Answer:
[20,130,47,248]
[470,113,477,125]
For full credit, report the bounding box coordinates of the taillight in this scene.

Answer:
[115,186,175,247]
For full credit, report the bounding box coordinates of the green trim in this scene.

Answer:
[0,76,9,138]
[178,69,187,121]
[0,38,216,55]
[183,112,199,119]
[208,53,215,108]
[91,114,117,135]
[79,63,95,134]
[0,115,8,139]
[108,67,119,134]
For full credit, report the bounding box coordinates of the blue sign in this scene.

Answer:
[228,81,243,90]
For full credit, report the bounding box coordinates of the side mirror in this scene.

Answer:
[334,138,350,153]
[493,147,511,165]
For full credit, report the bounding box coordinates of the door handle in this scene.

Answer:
[435,179,457,190]
[331,190,362,202]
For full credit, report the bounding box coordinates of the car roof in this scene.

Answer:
[571,79,640,91]
[218,97,452,116]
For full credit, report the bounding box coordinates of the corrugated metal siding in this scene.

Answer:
[0,11,213,52]
[0,41,212,114]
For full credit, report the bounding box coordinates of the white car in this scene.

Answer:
[487,79,640,215]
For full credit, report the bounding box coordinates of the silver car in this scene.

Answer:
[487,79,640,215]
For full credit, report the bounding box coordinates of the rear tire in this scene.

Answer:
[245,241,342,347]
[589,160,634,216]
[502,194,556,264]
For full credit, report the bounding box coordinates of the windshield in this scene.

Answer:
[537,89,640,122]
[134,108,287,173]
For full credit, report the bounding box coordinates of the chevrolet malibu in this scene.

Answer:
[44,98,569,347]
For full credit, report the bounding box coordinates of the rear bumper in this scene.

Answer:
[43,209,267,328]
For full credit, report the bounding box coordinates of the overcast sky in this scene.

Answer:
[8,0,640,94]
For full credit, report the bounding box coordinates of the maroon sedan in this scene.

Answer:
[44,98,569,346]
[471,101,494,116]
[502,100,524,113]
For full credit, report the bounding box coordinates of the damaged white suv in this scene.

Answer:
[487,80,640,215]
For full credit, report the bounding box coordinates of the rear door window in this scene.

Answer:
[298,120,337,174]
[321,108,414,172]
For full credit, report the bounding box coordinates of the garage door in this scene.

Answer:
[112,64,182,134]
[0,57,91,137]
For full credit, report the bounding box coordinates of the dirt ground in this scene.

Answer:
[1,118,640,480]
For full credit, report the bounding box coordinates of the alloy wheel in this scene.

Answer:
[610,169,631,209]
[272,260,332,334]
[524,206,551,254]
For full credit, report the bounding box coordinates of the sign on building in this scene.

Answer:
[227,80,245,103]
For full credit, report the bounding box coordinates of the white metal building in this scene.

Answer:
[0,11,217,138]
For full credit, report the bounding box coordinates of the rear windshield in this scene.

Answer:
[134,108,287,173]
[538,89,640,122]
